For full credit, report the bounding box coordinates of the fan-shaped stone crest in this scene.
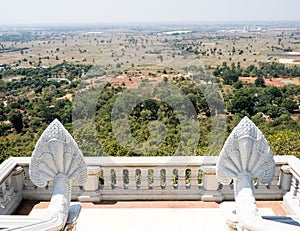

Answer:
[216,116,275,185]
[29,119,87,187]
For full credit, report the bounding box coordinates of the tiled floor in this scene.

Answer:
[16,200,287,215]
[15,200,290,231]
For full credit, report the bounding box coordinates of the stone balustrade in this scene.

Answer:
[0,158,25,215]
[0,118,298,231]
[0,155,298,216]
[283,155,300,215]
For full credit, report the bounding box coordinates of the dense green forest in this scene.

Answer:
[0,62,299,162]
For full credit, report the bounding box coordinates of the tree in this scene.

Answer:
[222,69,239,85]
[268,130,300,158]
[9,111,23,133]
[266,105,285,119]
[0,102,6,121]
[281,98,298,113]
[233,81,243,89]
[229,87,256,116]
[266,86,282,99]
[140,109,152,120]
[255,76,266,87]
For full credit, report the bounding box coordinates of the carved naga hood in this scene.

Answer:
[216,116,275,187]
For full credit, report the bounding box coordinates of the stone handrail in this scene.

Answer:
[0,155,299,230]
[283,155,300,215]
[0,118,299,230]
[0,158,25,215]
[0,155,293,205]
[0,120,299,230]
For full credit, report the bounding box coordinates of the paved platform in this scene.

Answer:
[76,208,228,231]
[21,201,289,231]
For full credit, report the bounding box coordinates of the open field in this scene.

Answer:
[279,58,300,64]
[240,76,300,87]
[1,24,300,72]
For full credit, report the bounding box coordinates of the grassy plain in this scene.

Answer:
[1,26,300,72]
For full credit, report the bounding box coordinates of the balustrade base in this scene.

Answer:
[201,191,224,202]
[0,192,22,215]
[283,192,300,215]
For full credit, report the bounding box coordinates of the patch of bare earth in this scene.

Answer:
[240,76,300,87]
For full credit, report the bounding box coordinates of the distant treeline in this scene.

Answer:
[0,47,29,54]
[0,62,92,80]
[213,61,300,85]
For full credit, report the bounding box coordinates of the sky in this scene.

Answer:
[0,0,300,25]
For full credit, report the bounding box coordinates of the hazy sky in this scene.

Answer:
[1,0,300,25]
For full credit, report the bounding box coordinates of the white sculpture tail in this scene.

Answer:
[217,117,300,231]
[29,119,87,230]
[217,116,275,218]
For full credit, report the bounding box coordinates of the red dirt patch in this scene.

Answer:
[240,77,300,87]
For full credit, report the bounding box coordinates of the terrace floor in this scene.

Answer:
[15,200,291,231]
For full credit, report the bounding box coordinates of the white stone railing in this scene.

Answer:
[0,157,26,215]
[283,155,300,215]
[0,155,297,212]
[0,118,299,230]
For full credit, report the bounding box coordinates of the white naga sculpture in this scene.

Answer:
[217,116,300,231]
[28,119,87,230]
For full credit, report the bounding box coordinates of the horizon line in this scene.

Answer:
[0,20,300,27]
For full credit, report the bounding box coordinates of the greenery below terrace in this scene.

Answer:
[0,62,299,162]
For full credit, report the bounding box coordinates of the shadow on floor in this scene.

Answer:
[13,200,40,215]
[263,216,300,227]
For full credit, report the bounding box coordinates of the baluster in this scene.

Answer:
[268,165,281,189]
[153,168,161,189]
[12,166,24,193]
[296,181,300,206]
[115,168,124,189]
[0,183,8,209]
[190,167,200,189]
[23,167,34,189]
[5,176,14,199]
[177,168,186,189]
[0,184,6,209]
[279,165,292,193]
[291,176,299,197]
[140,168,148,189]
[102,168,112,190]
[127,168,136,189]
[165,168,174,189]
